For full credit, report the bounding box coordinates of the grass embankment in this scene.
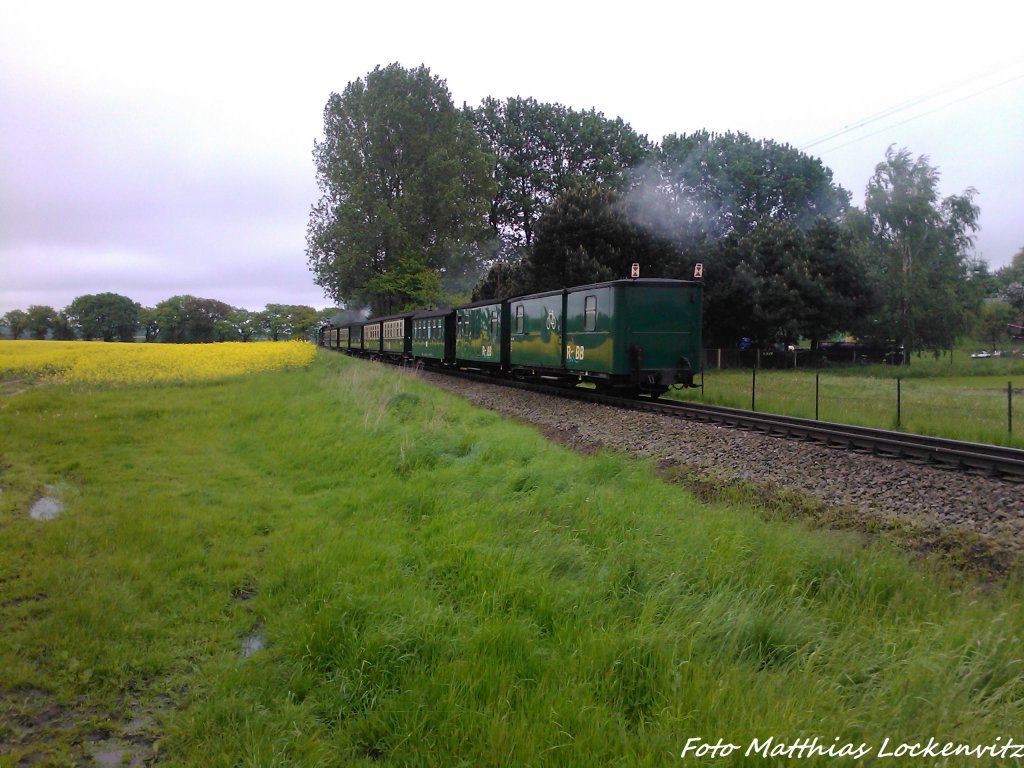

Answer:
[676,351,1024,448]
[1,351,1022,765]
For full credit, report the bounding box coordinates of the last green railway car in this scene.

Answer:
[566,278,701,395]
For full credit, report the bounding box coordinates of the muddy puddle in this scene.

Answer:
[240,627,265,658]
[29,487,63,521]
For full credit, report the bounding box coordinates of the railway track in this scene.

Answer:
[438,367,1024,481]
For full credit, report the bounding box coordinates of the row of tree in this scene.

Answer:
[2,293,328,343]
[307,63,1018,355]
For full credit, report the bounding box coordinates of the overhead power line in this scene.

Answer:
[799,63,1024,155]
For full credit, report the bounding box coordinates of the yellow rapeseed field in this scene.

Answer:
[0,340,317,385]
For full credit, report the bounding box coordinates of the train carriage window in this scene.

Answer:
[584,296,597,331]
[515,305,524,334]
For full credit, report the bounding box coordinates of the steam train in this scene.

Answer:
[318,278,702,397]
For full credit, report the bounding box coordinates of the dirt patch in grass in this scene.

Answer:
[0,685,168,766]
[0,378,42,396]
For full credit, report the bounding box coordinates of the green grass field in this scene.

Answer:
[1,352,1022,765]
[674,349,1024,448]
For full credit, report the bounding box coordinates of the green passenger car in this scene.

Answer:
[454,299,506,368]
[564,279,702,393]
[411,309,452,362]
[508,289,565,373]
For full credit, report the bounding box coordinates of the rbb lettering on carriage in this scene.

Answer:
[481,344,493,358]
[566,344,585,362]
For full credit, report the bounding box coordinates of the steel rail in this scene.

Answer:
[431,366,1024,481]
[638,399,1024,480]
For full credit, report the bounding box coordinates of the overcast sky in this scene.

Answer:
[2,1,1022,316]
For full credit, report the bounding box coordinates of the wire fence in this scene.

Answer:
[686,362,1019,444]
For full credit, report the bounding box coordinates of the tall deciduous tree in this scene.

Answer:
[3,310,29,339]
[139,307,160,342]
[153,295,232,343]
[1004,283,1024,314]
[702,218,871,348]
[471,97,651,255]
[26,305,56,339]
[307,63,494,315]
[65,293,139,341]
[474,183,681,299]
[974,300,1016,350]
[216,309,260,342]
[994,247,1024,290]
[862,146,980,354]
[51,311,76,340]
[655,131,851,244]
[259,304,319,341]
